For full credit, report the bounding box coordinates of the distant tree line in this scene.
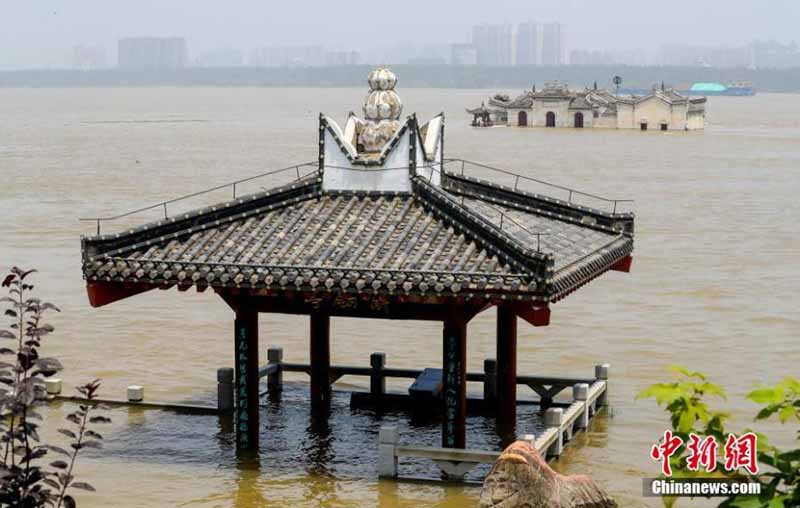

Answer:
[1,65,799,93]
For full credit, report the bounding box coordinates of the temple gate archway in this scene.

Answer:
[518,111,527,127]
[574,112,584,128]
[546,112,556,127]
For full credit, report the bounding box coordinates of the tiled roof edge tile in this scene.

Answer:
[443,172,634,235]
[82,177,323,261]
[411,176,553,281]
[549,236,633,301]
[83,258,544,302]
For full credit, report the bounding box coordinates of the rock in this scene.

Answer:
[479,440,616,508]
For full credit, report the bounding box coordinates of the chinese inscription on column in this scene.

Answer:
[443,328,461,448]
[236,325,249,449]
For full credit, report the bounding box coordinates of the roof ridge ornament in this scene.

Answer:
[360,66,403,153]
[319,66,444,193]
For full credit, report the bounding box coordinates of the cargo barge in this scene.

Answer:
[679,81,756,96]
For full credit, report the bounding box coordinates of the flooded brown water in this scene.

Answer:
[1,87,799,507]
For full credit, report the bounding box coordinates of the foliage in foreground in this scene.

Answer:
[639,366,799,508]
[0,267,111,507]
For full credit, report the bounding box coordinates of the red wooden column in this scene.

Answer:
[234,303,260,451]
[442,311,467,449]
[496,305,518,428]
[309,312,331,407]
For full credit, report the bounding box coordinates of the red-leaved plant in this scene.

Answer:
[0,267,111,507]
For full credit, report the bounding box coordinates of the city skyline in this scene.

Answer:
[2,0,800,70]
[59,32,800,71]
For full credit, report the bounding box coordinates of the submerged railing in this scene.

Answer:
[377,378,608,482]
[80,159,631,239]
[416,164,552,252]
[442,158,634,214]
[257,349,596,403]
[80,162,319,236]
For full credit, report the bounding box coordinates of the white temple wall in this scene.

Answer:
[568,109,593,128]
[531,100,572,127]
[670,105,688,130]
[637,97,676,130]
[615,103,634,129]
[687,110,705,130]
[499,94,705,130]
[594,114,617,129]
[506,108,530,127]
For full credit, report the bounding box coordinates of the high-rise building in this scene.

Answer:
[471,24,513,66]
[118,37,187,70]
[541,23,565,66]
[450,44,478,66]
[515,21,541,66]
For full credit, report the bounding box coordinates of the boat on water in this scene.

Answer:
[679,81,756,96]
[620,81,756,97]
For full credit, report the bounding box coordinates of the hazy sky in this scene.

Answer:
[1,0,798,68]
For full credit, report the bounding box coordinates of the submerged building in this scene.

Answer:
[487,82,706,131]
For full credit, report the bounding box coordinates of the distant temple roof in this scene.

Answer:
[503,82,701,111]
[466,102,504,115]
[568,94,592,110]
[81,67,634,309]
[531,81,573,99]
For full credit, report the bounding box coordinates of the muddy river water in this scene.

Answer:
[1,87,798,507]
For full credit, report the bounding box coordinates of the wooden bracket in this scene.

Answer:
[610,255,632,273]
[514,304,551,327]
[86,281,156,308]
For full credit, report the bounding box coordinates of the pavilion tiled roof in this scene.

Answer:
[506,92,534,109]
[458,197,622,271]
[82,170,633,304]
[466,104,504,115]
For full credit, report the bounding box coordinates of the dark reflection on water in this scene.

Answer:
[232,452,267,507]
[304,402,334,475]
[98,382,547,482]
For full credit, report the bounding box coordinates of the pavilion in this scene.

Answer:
[80,67,634,452]
[466,102,504,127]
